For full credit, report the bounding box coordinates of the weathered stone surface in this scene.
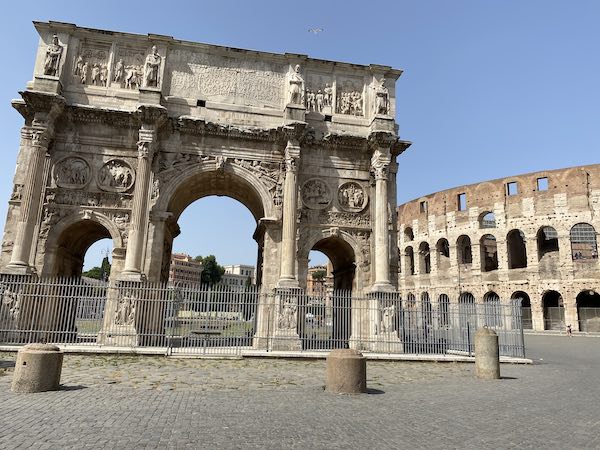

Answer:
[326,348,367,394]
[474,327,500,380]
[11,343,63,393]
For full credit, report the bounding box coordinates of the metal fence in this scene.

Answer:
[0,276,525,358]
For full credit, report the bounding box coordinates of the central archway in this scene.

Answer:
[150,163,276,286]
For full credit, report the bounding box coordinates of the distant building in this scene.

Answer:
[169,253,203,285]
[306,264,333,296]
[221,264,255,288]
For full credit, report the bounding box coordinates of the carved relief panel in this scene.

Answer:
[166,49,286,108]
[73,42,111,86]
[112,46,146,90]
[337,182,368,212]
[97,160,135,192]
[305,73,333,114]
[53,157,92,189]
[301,178,332,210]
[336,76,364,116]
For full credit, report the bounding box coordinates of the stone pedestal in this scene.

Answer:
[11,343,63,393]
[139,87,162,104]
[31,76,63,94]
[475,327,500,380]
[284,104,306,123]
[326,348,367,394]
[99,324,137,347]
[373,332,403,353]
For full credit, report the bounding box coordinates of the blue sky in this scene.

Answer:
[0,1,598,270]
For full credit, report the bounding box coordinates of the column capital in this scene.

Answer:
[135,104,168,129]
[371,146,391,180]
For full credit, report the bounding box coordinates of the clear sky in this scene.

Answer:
[0,1,598,270]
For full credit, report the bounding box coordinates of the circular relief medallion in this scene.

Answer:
[53,157,92,189]
[301,178,332,210]
[97,159,135,192]
[338,181,368,212]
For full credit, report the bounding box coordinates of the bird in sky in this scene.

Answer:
[308,27,324,34]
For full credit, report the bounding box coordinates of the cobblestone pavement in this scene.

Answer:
[0,335,598,449]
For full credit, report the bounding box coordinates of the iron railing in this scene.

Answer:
[0,276,525,358]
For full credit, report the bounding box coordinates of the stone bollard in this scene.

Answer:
[11,343,63,393]
[326,348,367,394]
[474,327,500,380]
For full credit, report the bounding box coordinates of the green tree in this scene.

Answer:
[197,254,225,285]
[82,266,103,279]
[311,269,327,281]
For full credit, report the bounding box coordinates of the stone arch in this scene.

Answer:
[507,229,527,269]
[570,223,598,261]
[512,290,532,329]
[154,162,275,221]
[43,211,124,278]
[298,228,363,292]
[576,290,600,332]
[456,235,472,265]
[418,242,431,274]
[404,246,415,275]
[542,290,564,330]
[150,161,276,284]
[483,291,501,327]
[438,293,450,326]
[537,226,559,261]
[478,211,496,229]
[480,234,498,272]
[436,238,450,270]
[404,226,414,242]
[458,291,476,328]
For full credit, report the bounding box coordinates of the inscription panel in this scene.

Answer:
[166,49,286,108]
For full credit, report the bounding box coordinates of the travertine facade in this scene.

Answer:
[398,165,600,332]
[1,21,410,301]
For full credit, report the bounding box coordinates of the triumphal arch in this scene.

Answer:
[1,22,410,298]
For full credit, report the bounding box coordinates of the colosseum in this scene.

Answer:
[397,164,600,333]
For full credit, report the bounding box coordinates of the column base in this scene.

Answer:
[118,271,147,282]
[373,332,404,354]
[277,277,300,288]
[270,330,302,351]
[2,263,37,276]
[369,282,395,293]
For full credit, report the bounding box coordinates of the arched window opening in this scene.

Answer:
[480,234,498,272]
[507,229,527,269]
[542,291,564,331]
[404,227,414,242]
[570,223,598,262]
[537,226,559,261]
[405,246,415,275]
[479,211,496,229]
[436,238,450,270]
[511,291,532,329]
[458,292,476,329]
[576,290,600,332]
[483,291,502,327]
[418,242,431,274]
[421,292,432,327]
[438,294,450,327]
[82,239,113,281]
[457,235,472,265]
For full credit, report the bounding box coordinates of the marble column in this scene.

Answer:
[6,128,50,273]
[371,147,393,292]
[278,140,300,287]
[121,128,155,280]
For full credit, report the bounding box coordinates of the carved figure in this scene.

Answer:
[2,288,20,323]
[74,55,84,76]
[374,78,389,115]
[337,87,363,116]
[324,83,333,106]
[43,35,63,76]
[10,185,23,201]
[125,66,142,89]
[144,45,161,87]
[115,291,135,326]
[98,160,135,192]
[315,90,324,112]
[279,300,297,330]
[113,59,124,82]
[54,158,91,188]
[80,62,89,84]
[381,305,395,333]
[100,65,108,86]
[288,64,304,105]
[302,179,332,209]
[91,64,101,86]
[306,89,315,111]
[338,182,367,211]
